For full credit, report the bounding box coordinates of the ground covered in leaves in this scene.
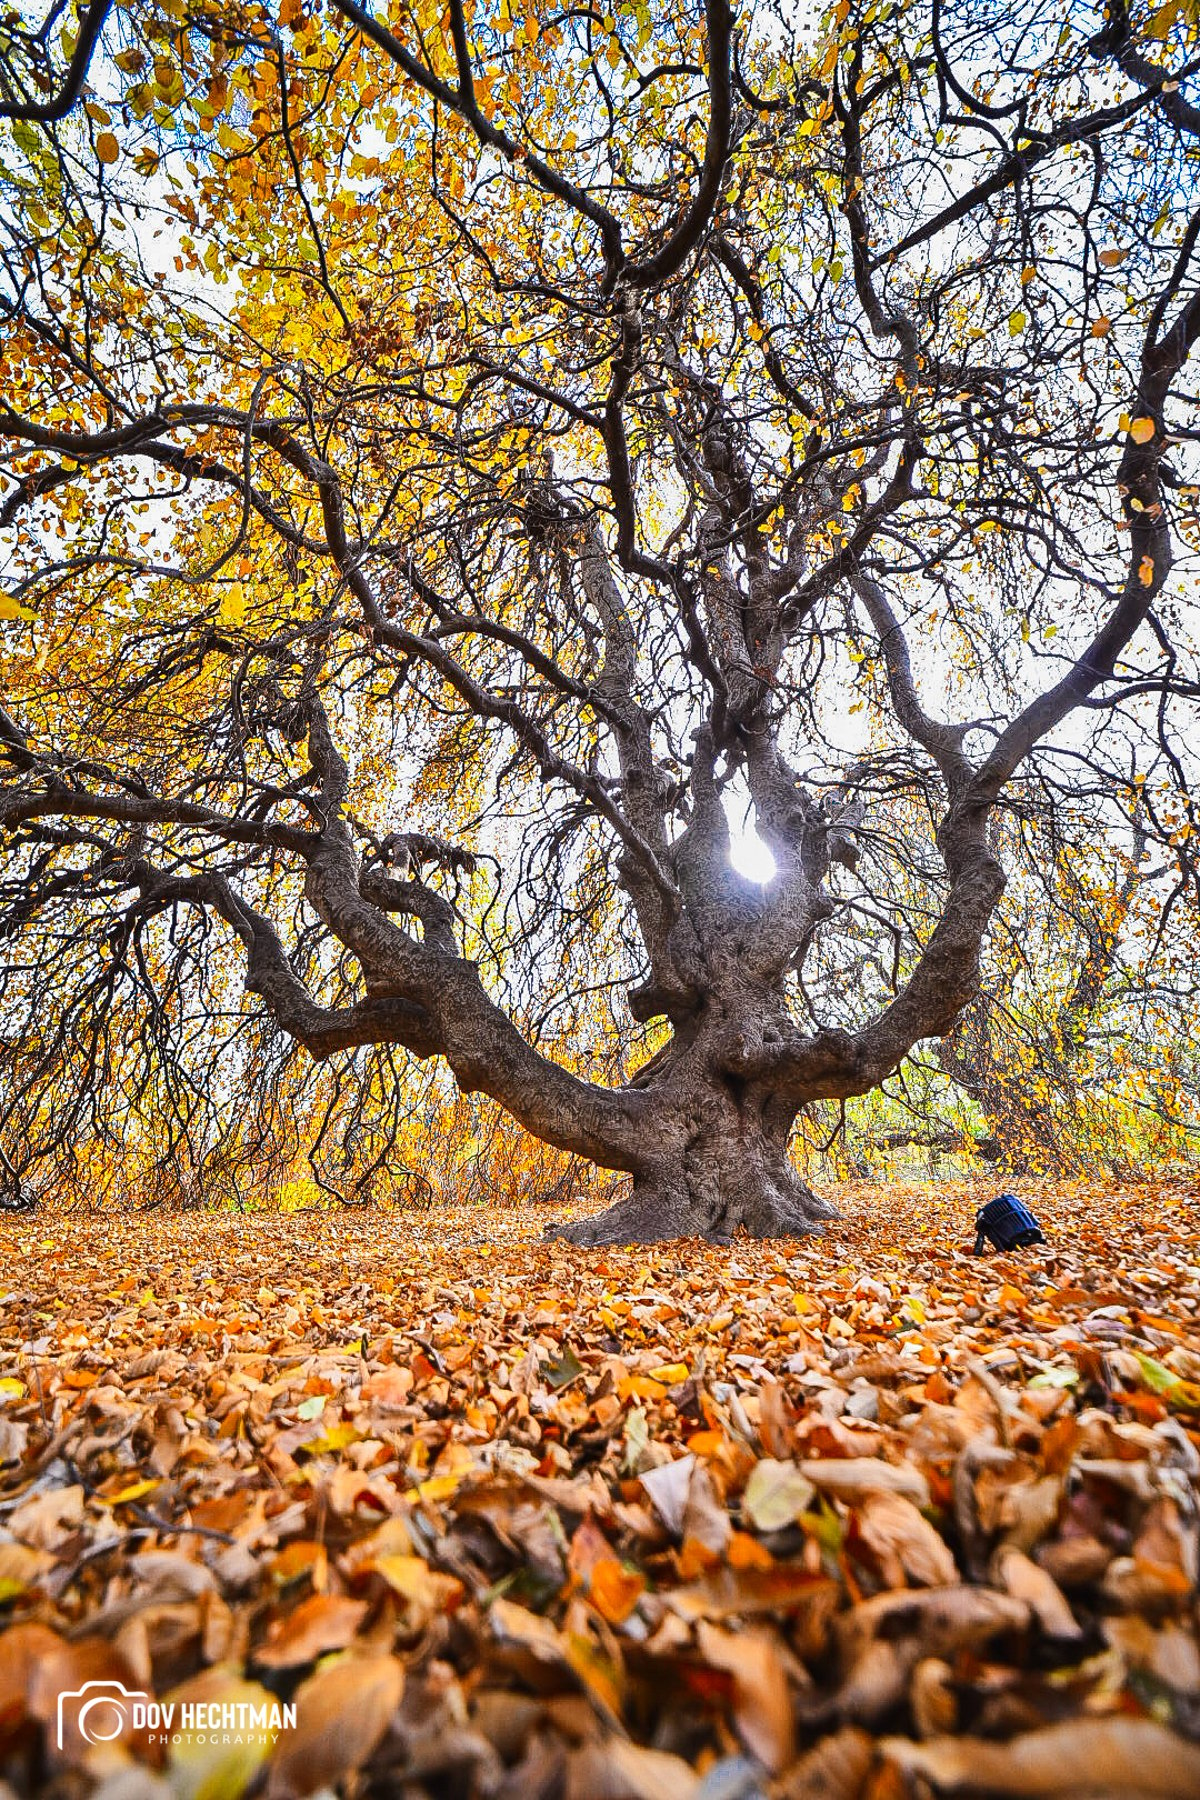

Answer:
[1,1179,1199,1800]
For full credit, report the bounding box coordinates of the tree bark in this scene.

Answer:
[550,1074,839,1245]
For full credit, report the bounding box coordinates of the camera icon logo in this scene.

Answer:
[57,1680,150,1750]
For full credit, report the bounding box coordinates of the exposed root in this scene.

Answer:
[547,1186,698,1247]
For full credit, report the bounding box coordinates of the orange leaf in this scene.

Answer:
[589,1556,645,1623]
[618,1375,666,1402]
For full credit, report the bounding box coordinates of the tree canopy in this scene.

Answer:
[1,0,1199,1236]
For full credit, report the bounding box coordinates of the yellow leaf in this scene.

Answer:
[300,1423,362,1455]
[0,1377,26,1400]
[167,1670,280,1800]
[647,1362,689,1384]
[402,1473,463,1502]
[373,1554,463,1617]
[99,1478,161,1507]
[0,594,35,621]
[1008,310,1026,336]
[218,583,246,626]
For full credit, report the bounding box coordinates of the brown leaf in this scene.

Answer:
[0,1417,29,1465]
[680,1461,730,1555]
[696,1620,795,1772]
[994,1546,1081,1639]
[267,1653,404,1799]
[881,1718,1200,1795]
[29,1635,148,1766]
[776,1726,874,1799]
[489,1596,565,1660]
[910,1657,958,1738]
[361,1364,415,1408]
[801,1457,930,1506]
[569,1737,700,1799]
[254,1593,368,1668]
[836,1587,1030,1725]
[8,1483,85,1550]
[857,1491,959,1588]
[0,1622,65,1732]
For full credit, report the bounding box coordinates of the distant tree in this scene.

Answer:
[1,0,1198,1240]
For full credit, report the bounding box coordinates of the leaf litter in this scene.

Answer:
[0,1178,1197,1799]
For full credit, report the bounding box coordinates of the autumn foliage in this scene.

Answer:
[2,1183,1200,1795]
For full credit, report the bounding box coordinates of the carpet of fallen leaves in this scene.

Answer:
[1,1178,1199,1800]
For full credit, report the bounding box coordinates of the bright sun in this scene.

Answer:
[730,824,776,885]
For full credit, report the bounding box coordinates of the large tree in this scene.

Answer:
[1,0,1198,1240]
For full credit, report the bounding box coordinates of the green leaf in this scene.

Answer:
[543,1345,584,1390]
[622,1405,648,1475]
[1135,1352,1180,1395]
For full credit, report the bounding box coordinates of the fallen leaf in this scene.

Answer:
[697,1621,795,1772]
[266,1653,404,1798]
[254,1593,367,1667]
[994,1546,1081,1639]
[801,1458,930,1507]
[743,1458,817,1532]
[881,1717,1200,1795]
[857,1491,959,1588]
[640,1454,697,1536]
[9,1484,85,1550]
[589,1557,645,1624]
